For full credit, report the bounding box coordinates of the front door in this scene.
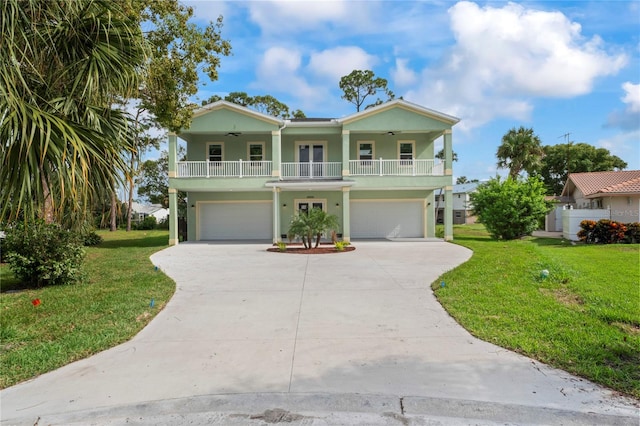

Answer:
[298,144,324,177]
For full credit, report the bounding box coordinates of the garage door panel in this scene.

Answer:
[199,202,272,240]
[351,201,422,238]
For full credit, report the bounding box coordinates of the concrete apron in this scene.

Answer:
[1,241,638,424]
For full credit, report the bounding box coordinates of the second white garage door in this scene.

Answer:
[351,200,423,238]
[198,202,273,240]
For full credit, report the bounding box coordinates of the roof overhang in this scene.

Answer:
[339,99,460,126]
[265,180,356,190]
[192,100,284,126]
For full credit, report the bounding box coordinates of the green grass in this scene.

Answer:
[433,224,640,398]
[0,230,175,389]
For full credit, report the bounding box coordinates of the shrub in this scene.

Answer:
[334,241,346,251]
[277,242,287,252]
[470,176,552,240]
[579,219,636,244]
[82,231,103,246]
[4,222,85,286]
[624,222,640,244]
[156,217,170,230]
[577,220,597,243]
[135,216,157,230]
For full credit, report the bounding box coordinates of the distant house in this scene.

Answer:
[546,170,640,239]
[130,202,169,223]
[435,182,480,225]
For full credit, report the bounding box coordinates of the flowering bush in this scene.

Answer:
[577,220,597,243]
[578,219,634,244]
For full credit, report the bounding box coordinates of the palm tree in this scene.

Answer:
[0,0,148,227]
[496,126,544,179]
[288,208,339,248]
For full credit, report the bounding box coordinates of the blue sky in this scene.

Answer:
[181,0,640,182]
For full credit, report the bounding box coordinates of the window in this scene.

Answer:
[398,141,414,164]
[295,199,326,214]
[358,142,374,161]
[207,143,223,162]
[455,212,462,218]
[248,142,264,162]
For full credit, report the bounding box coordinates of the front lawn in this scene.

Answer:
[0,230,175,389]
[433,224,640,398]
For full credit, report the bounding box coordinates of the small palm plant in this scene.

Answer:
[288,208,339,248]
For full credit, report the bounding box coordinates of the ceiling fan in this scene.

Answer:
[225,132,241,137]
[384,131,401,136]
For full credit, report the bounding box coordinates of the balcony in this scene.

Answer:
[174,159,444,179]
[176,160,272,178]
[281,162,342,179]
[349,159,443,176]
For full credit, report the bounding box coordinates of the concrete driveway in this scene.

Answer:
[1,241,638,425]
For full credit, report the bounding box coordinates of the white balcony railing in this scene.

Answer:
[174,159,444,178]
[176,160,272,178]
[281,162,342,179]
[349,159,444,176]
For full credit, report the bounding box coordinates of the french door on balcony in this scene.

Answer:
[297,143,325,177]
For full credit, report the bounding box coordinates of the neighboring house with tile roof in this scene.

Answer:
[547,170,640,239]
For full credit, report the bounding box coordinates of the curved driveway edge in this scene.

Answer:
[1,241,638,424]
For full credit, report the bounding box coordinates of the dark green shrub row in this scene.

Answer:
[578,219,640,244]
[134,216,157,230]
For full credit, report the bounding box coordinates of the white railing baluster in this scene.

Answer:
[347,159,444,177]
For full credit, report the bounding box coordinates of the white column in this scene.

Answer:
[273,187,280,244]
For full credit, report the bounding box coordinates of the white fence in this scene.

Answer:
[349,159,444,176]
[176,161,272,178]
[562,209,610,241]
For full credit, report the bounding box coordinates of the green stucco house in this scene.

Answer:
[166,99,459,245]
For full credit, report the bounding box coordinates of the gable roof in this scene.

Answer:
[131,202,167,215]
[338,98,460,126]
[192,100,284,125]
[561,170,640,198]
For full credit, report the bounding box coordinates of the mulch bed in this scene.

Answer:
[267,244,355,254]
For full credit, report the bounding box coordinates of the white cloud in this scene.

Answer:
[448,1,627,97]
[245,0,352,34]
[405,1,628,130]
[391,59,418,88]
[606,82,640,130]
[253,46,322,103]
[621,82,640,113]
[308,47,378,82]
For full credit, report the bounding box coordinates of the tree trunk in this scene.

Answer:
[110,190,117,231]
[40,165,55,224]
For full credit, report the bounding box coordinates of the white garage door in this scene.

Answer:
[351,200,423,238]
[199,202,272,240]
